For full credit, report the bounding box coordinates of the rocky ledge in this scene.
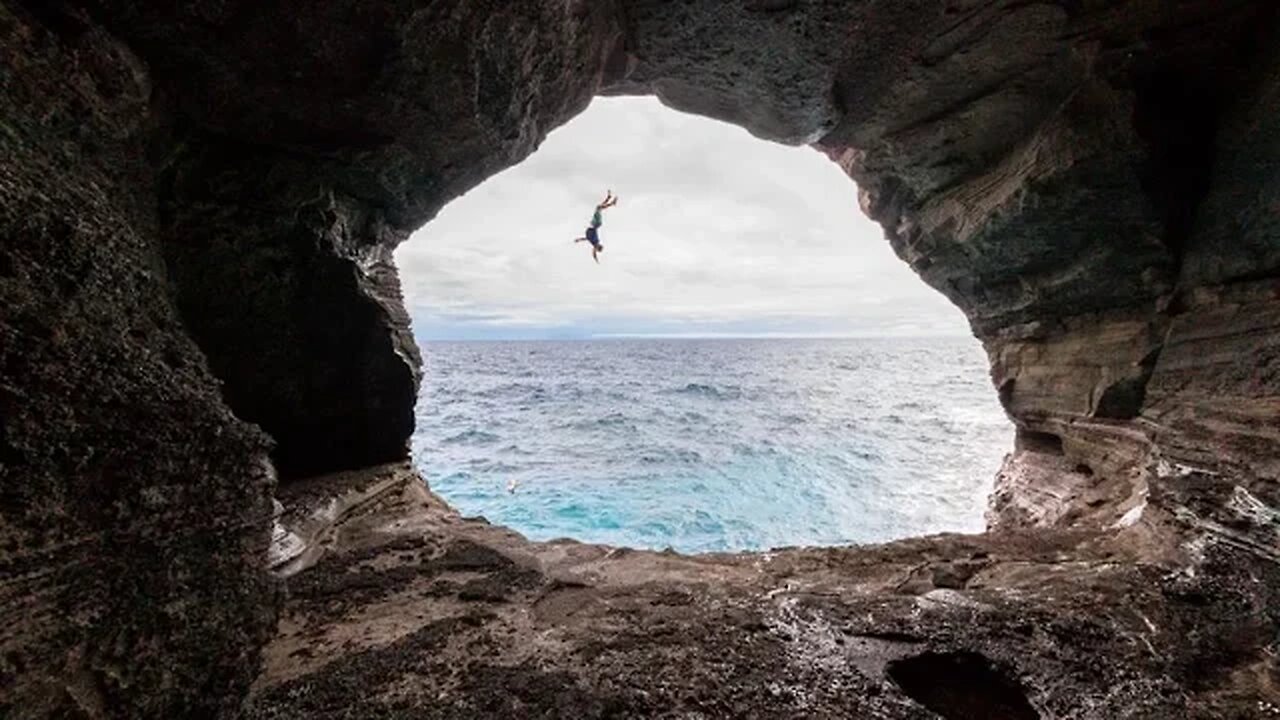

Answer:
[2,0,1278,717]
[248,463,1275,719]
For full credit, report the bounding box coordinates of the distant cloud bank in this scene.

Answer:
[396,97,968,341]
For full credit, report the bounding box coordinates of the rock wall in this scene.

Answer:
[0,5,276,716]
[160,136,422,479]
[1,0,1278,717]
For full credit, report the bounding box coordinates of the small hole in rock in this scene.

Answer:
[886,651,1040,720]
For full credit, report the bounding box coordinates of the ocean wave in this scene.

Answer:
[893,401,931,412]
[635,447,704,465]
[465,459,523,473]
[562,412,637,432]
[443,429,500,445]
[471,382,545,400]
[668,382,742,401]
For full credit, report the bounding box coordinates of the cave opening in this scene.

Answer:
[9,0,1280,715]
[886,651,1041,720]
[393,97,1012,553]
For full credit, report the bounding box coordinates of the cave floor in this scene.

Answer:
[245,464,1277,719]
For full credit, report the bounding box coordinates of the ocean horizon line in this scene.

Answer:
[414,332,974,342]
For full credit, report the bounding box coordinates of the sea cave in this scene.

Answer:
[1,1,1278,718]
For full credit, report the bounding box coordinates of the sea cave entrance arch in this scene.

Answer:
[8,0,1278,715]
[394,96,1013,552]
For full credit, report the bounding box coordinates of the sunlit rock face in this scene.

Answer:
[1,0,1278,717]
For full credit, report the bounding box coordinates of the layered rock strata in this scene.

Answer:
[1,0,1278,717]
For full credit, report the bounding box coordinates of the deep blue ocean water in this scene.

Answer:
[411,338,1012,554]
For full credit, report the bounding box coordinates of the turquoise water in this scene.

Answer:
[411,338,1012,554]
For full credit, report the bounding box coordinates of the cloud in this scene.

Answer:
[396,96,968,340]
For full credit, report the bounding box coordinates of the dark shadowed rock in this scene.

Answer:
[0,5,276,717]
[160,135,422,480]
[886,651,1040,720]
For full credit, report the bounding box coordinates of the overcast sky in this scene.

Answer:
[396,97,969,340]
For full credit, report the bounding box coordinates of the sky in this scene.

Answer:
[395,97,969,340]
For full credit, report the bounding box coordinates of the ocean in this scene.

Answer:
[411,337,1012,554]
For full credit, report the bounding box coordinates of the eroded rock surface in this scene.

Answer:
[248,465,1277,719]
[2,0,1279,717]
